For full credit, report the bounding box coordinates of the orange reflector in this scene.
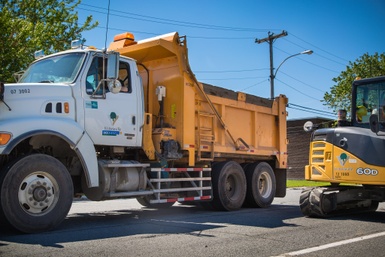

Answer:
[0,133,12,145]
[114,32,135,42]
[64,102,70,113]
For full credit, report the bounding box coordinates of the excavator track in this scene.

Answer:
[300,187,380,218]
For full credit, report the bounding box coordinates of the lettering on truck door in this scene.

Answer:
[83,56,140,147]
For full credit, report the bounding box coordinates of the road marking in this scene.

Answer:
[274,231,385,256]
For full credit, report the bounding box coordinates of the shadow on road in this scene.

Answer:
[0,203,301,247]
[1,202,385,248]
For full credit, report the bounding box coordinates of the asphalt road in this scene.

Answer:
[1,188,385,257]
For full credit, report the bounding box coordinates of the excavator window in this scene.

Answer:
[354,81,385,129]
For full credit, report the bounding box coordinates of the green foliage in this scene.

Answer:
[323,52,385,115]
[0,0,98,82]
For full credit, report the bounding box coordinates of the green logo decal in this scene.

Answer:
[338,153,349,166]
[110,112,119,125]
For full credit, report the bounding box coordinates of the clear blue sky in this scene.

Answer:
[76,0,385,120]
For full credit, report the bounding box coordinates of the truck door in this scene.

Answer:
[83,55,143,147]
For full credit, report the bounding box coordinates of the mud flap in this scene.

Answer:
[274,168,287,197]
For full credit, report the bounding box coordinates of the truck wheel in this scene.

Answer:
[211,161,246,211]
[244,162,276,208]
[0,154,73,233]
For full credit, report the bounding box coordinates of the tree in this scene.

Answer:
[0,0,98,82]
[323,52,385,115]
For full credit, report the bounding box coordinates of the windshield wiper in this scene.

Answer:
[39,80,54,83]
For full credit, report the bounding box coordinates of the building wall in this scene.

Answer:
[287,118,333,179]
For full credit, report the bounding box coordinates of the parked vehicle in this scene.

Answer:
[0,32,288,233]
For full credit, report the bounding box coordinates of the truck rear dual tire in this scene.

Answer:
[244,162,276,208]
[0,154,73,233]
[211,161,247,211]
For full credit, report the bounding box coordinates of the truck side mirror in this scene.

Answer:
[107,51,120,79]
[369,114,379,134]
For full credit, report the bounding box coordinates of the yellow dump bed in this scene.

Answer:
[109,32,288,168]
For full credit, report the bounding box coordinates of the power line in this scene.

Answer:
[289,103,335,115]
[275,78,320,101]
[78,3,276,33]
[283,38,347,66]
[77,3,349,71]
[82,22,257,40]
[287,104,336,118]
[290,33,349,63]
[195,68,269,73]
[239,79,269,92]
[279,71,325,93]
[274,46,341,73]
[79,23,162,37]
[188,35,254,40]
[199,76,266,81]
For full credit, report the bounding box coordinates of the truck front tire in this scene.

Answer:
[0,154,73,233]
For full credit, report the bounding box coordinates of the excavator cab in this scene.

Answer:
[352,76,385,131]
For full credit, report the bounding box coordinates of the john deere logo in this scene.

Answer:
[338,153,349,166]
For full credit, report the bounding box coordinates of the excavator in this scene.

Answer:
[300,76,385,217]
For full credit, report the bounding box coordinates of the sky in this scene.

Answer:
[75,0,385,120]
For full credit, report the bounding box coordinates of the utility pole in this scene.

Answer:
[256,31,288,99]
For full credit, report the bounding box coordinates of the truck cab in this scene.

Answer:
[0,45,146,183]
[16,47,145,148]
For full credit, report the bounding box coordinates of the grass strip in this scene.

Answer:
[287,180,330,188]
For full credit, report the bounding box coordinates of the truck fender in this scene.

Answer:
[73,131,99,187]
[0,118,99,187]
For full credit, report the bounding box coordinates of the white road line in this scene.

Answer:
[274,231,385,256]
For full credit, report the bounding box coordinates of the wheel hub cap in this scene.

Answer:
[33,186,48,202]
[18,173,56,214]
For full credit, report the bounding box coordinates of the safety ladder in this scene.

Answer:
[148,167,212,204]
[196,111,215,161]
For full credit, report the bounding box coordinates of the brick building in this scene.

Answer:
[287,117,333,179]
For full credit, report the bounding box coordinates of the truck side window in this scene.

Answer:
[86,57,107,95]
[118,62,132,93]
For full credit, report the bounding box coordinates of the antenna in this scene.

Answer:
[104,0,111,51]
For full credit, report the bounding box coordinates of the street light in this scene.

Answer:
[270,49,313,99]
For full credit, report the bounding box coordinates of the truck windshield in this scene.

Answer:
[19,52,85,83]
[355,81,385,126]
